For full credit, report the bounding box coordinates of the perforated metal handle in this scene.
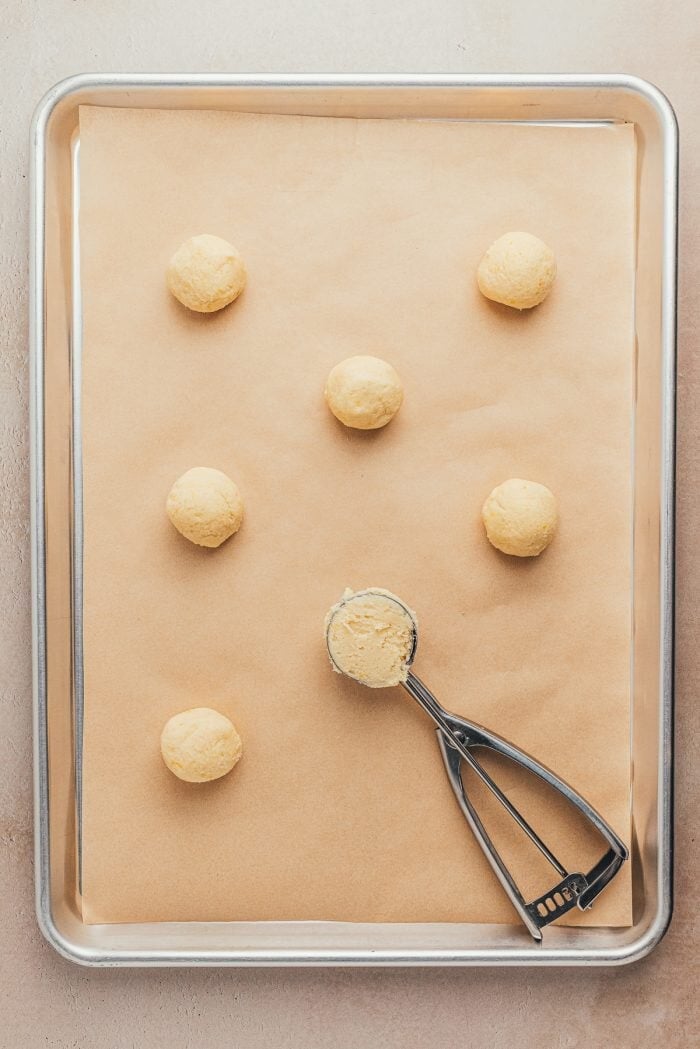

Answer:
[402,672,629,940]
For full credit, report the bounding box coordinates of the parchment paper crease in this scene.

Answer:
[79,106,634,925]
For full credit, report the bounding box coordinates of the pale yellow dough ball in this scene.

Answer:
[324,355,403,430]
[167,234,247,312]
[161,707,243,783]
[482,478,558,557]
[166,467,244,548]
[477,232,556,310]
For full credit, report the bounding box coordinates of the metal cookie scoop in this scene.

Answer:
[325,588,628,941]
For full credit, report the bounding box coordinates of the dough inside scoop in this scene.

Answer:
[325,587,417,688]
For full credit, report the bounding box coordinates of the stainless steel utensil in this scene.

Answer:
[326,588,628,941]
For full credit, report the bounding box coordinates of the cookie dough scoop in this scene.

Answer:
[324,587,628,941]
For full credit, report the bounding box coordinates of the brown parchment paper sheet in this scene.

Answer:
[78,106,635,926]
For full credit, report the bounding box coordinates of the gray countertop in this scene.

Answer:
[1,2,698,1045]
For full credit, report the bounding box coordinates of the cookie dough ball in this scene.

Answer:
[477,232,556,310]
[482,478,558,557]
[166,467,244,548]
[325,587,417,688]
[161,707,243,783]
[325,355,403,430]
[167,234,247,313]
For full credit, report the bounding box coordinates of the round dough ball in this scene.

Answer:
[167,234,247,313]
[477,232,556,310]
[482,478,558,557]
[166,467,244,548]
[161,707,243,783]
[324,355,403,430]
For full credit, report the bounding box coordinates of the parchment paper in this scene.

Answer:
[79,106,635,926]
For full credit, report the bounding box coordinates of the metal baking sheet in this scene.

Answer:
[29,73,677,966]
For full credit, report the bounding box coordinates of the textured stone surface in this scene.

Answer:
[1,2,698,1045]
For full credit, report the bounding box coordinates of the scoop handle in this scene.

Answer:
[401,671,628,939]
[402,672,567,875]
